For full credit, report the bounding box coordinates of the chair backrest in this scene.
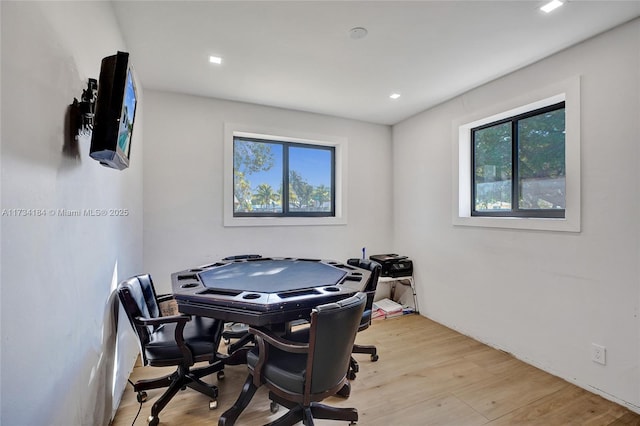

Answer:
[307,292,366,395]
[347,258,382,307]
[117,274,161,361]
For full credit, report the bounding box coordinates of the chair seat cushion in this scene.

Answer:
[247,343,308,394]
[145,317,218,364]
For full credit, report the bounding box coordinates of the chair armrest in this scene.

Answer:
[249,326,310,388]
[134,314,191,327]
[249,326,309,354]
[135,314,196,365]
[156,293,174,303]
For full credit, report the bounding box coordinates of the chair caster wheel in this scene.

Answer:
[371,354,379,362]
[137,391,147,403]
[347,370,356,380]
[270,401,279,413]
[224,338,231,345]
[217,370,225,380]
[336,383,351,398]
[147,415,159,426]
[209,399,218,410]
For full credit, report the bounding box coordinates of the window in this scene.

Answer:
[233,137,335,217]
[224,123,347,227]
[453,76,580,232]
[472,102,565,218]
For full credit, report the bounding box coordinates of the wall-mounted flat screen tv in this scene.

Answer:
[90,51,138,170]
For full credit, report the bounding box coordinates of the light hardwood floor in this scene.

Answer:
[111,314,640,425]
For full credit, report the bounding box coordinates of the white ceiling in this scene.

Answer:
[112,1,640,125]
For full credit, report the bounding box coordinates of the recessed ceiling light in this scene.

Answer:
[209,55,222,65]
[349,27,368,40]
[390,93,401,100]
[540,0,563,13]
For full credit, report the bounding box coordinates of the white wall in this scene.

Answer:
[0,2,142,425]
[143,91,392,294]
[392,19,640,411]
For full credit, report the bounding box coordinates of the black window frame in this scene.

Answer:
[471,101,566,218]
[233,136,336,218]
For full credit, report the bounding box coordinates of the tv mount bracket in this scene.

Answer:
[65,78,97,158]
[73,78,98,135]
[70,78,98,136]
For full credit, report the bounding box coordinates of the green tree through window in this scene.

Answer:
[233,137,335,217]
[472,102,565,218]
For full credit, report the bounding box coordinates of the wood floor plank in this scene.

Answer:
[489,385,633,426]
[111,314,640,425]
[452,363,569,420]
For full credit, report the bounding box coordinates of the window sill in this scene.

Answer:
[453,215,579,232]
[224,215,347,227]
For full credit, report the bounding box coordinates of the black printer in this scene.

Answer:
[369,254,413,278]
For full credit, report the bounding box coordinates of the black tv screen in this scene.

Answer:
[90,51,138,170]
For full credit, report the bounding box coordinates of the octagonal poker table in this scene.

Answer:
[172,257,370,326]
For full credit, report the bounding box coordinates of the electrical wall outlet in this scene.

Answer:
[592,343,606,365]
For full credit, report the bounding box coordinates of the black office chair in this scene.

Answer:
[218,292,367,426]
[346,258,382,379]
[117,274,225,426]
[220,254,262,352]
